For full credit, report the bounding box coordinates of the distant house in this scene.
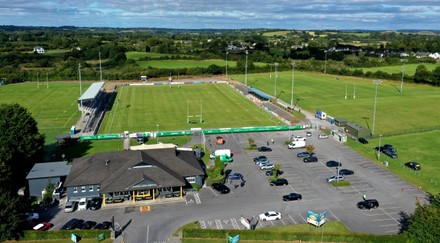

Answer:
[416,52,430,59]
[64,145,205,205]
[429,52,440,60]
[26,161,71,199]
[33,46,45,54]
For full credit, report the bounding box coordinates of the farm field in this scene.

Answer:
[126,51,193,60]
[359,63,439,75]
[99,83,280,134]
[134,59,267,69]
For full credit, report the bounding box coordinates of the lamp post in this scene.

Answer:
[400,59,407,93]
[156,124,159,144]
[371,80,382,137]
[245,50,248,86]
[225,52,229,79]
[378,134,382,161]
[324,50,328,75]
[291,61,295,108]
[78,63,84,119]
[274,62,279,97]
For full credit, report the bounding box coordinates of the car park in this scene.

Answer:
[259,211,282,221]
[253,155,268,163]
[339,169,354,175]
[89,198,102,210]
[270,178,288,186]
[357,199,379,210]
[265,169,283,176]
[303,156,318,163]
[318,134,328,139]
[78,198,88,211]
[282,193,302,201]
[293,136,306,141]
[64,200,78,212]
[78,220,97,230]
[94,221,112,230]
[211,183,230,194]
[326,160,342,167]
[327,174,344,183]
[258,146,272,152]
[260,163,275,170]
[405,161,421,171]
[228,173,243,180]
[33,222,53,231]
[61,218,84,230]
[297,151,312,157]
[358,137,368,144]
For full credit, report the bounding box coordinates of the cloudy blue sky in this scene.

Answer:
[0,0,439,30]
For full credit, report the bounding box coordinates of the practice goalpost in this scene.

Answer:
[187,100,203,124]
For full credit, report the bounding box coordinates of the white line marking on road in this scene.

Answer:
[280,218,286,225]
[385,229,400,233]
[146,224,149,243]
[215,219,223,229]
[380,224,398,227]
[209,187,218,196]
[298,212,307,223]
[289,214,297,224]
[200,221,206,229]
[328,210,341,222]
[231,218,240,229]
[194,193,201,204]
[372,218,395,222]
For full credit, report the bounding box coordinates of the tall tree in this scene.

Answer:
[404,194,440,242]
[0,188,23,241]
[0,103,45,192]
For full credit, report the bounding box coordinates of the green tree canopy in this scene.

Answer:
[0,103,45,192]
[404,194,440,242]
[0,188,23,241]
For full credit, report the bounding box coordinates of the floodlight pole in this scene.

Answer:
[378,134,382,161]
[79,64,84,119]
[225,51,229,79]
[274,62,279,97]
[371,80,382,137]
[324,50,328,75]
[245,50,249,86]
[291,61,295,108]
[400,59,407,94]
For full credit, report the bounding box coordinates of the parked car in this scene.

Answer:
[253,155,268,163]
[25,212,39,221]
[383,148,398,158]
[357,199,379,210]
[89,198,102,210]
[282,193,302,201]
[228,173,243,180]
[61,218,84,230]
[270,178,288,186]
[78,220,97,230]
[78,198,88,211]
[33,222,53,231]
[358,137,369,144]
[94,221,112,230]
[318,134,329,139]
[212,183,230,194]
[258,146,272,152]
[64,200,78,213]
[297,151,312,157]
[256,160,270,166]
[265,169,283,176]
[306,131,312,137]
[303,156,318,163]
[293,136,306,141]
[327,174,345,183]
[339,169,354,175]
[384,144,397,152]
[260,163,275,170]
[259,211,282,221]
[326,160,342,167]
[405,161,421,171]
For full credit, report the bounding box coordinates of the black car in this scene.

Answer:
[265,170,284,176]
[61,218,84,230]
[339,169,354,175]
[258,146,272,152]
[89,198,102,210]
[297,151,312,158]
[358,137,369,144]
[303,156,318,163]
[254,155,268,163]
[383,148,398,158]
[94,221,112,230]
[326,160,342,167]
[77,220,97,230]
[212,183,230,194]
[405,161,421,171]
[357,199,379,210]
[282,193,302,201]
[270,178,288,186]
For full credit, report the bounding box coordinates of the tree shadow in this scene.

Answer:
[397,210,410,234]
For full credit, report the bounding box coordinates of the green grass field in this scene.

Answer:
[99,83,280,133]
[359,63,439,75]
[126,51,193,60]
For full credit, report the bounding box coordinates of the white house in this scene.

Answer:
[33,46,45,54]
[429,52,440,60]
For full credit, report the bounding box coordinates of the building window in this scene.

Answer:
[73,187,78,193]
[97,185,100,191]
[186,176,196,184]
[89,186,94,192]
[81,186,86,192]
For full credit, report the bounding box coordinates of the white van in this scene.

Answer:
[78,198,88,211]
[288,140,306,149]
[210,149,232,159]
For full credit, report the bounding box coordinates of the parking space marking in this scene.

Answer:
[194,193,201,204]
[146,224,149,243]
[280,218,286,225]
[385,229,400,233]
[215,219,223,229]
[372,218,395,222]
[289,214,297,224]
[231,218,240,229]
[209,187,218,197]
[200,221,206,229]
[380,224,399,227]
[298,212,307,223]
[328,210,341,222]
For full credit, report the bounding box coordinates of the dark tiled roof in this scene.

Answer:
[64,149,204,193]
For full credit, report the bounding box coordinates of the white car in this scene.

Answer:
[78,198,88,211]
[260,163,274,170]
[318,134,329,139]
[327,174,345,183]
[26,212,39,221]
[259,211,282,221]
[256,160,270,166]
[292,136,306,141]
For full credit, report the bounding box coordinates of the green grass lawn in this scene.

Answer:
[359,63,439,75]
[126,51,193,60]
[134,58,267,69]
[99,83,280,133]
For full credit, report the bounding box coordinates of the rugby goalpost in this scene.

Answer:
[187,100,203,124]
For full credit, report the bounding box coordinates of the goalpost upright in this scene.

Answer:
[187,100,203,124]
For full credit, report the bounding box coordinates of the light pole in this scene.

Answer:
[378,134,382,161]
[291,61,295,108]
[274,62,279,97]
[225,52,229,79]
[245,50,248,86]
[400,59,407,93]
[371,80,382,137]
[324,50,328,75]
[78,63,84,119]
[156,124,159,144]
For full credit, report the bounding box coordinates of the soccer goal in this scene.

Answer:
[186,100,203,124]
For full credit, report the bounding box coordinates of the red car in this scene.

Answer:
[33,222,53,231]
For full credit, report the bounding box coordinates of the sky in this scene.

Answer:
[0,0,439,30]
